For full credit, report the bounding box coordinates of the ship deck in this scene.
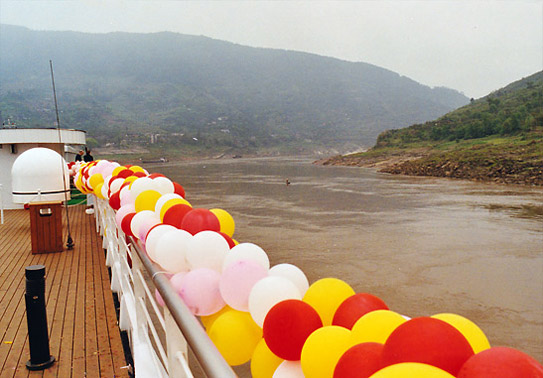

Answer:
[0,205,129,377]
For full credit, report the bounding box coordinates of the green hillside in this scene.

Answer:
[0,24,467,154]
[321,72,543,185]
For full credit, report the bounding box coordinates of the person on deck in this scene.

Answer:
[83,148,94,162]
[83,148,95,213]
[75,150,84,162]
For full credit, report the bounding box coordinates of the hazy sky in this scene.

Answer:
[1,0,542,98]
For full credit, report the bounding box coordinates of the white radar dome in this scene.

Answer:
[11,147,71,204]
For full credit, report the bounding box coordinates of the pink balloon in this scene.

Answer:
[170,272,187,294]
[138,216,161,242]
[155,272,185,307]
[179,268,225,316]
[155,288,166,307]
[220,260,269,311]
[115,204,136,228]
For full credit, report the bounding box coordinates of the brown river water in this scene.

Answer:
[149,156,543,364]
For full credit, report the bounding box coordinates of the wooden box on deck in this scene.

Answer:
[29,201,63,253]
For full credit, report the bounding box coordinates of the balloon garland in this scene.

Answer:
[72,160,543,378]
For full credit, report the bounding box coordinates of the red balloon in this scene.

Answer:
[263,299,323,361]
[121,213,136,238]
[132,171,147,178]
[116,169,134,179]
[109,190,121,210]
[458,347,543,378]
[163,204,192,228]
[148,173,166,179]
[119,181,132,192]
[382,317,474,376]
[219,231,235,249]
[173,181,185,198]
[180,208,220,235]
[334,343,384,378]
[333,293,389,329]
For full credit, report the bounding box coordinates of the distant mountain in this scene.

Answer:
[374,71,543,147]
[320,72,543,186]
[0,24,468,152]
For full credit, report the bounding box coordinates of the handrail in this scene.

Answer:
[94,196,237,377]
[130,239,237,378]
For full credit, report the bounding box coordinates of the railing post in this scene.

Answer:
[25,265,55,370]
[131,244,148,338]
[165,309,191,378]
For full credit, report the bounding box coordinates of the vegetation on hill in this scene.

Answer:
[0,24,467,154]
[320,72,543,186]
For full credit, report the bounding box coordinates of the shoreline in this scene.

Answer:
[315,149,543,187]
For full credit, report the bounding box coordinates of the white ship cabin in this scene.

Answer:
[0,127,86,210]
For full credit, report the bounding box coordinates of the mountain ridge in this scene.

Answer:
[0,24,468,153]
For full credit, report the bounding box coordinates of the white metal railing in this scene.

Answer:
[93,197,237,378]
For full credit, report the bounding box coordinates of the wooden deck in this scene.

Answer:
[0,205,129,378]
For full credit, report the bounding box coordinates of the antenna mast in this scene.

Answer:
[50,60,74,250]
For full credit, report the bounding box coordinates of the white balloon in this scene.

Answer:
[186,231,229,272]
[154,193,183,215]
[130,177,154,200]
[109,177,125,195]
[119,186,134,207]
[223,242,270,271]
[248,276,301,327]
[273,361,304,378]
[269,263,309,296]
[145,224,178,261]
[154,229,193,273]
[152,176,175,194]
[101,163,117,178]
[100,181,109,199]
[130,210,157,239]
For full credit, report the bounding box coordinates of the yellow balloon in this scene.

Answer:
[210,208,235,237]
[135,190,162,212]
[208,310,262,366]
[124,176,139,187]
[351,310,407,344]
[302,278,355,325]
[75,175,85,192]
[93,183,105,199]
[300,326,352,378]
[431,313,490,354]
[88,173,104,190]
[369,363,455,378]
[159,198,192,221]
[251,338,283,378]
[129,165,146,173]
[201,306,232,331]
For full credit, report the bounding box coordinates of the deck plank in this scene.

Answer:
[0,206,128,378]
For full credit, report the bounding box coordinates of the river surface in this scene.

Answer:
[150,157,543,363]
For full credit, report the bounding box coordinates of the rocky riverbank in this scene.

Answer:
[317,138,543,186]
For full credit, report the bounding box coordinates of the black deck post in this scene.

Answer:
[25,265,55,370]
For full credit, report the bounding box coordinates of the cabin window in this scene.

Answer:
[10,144,17,154]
